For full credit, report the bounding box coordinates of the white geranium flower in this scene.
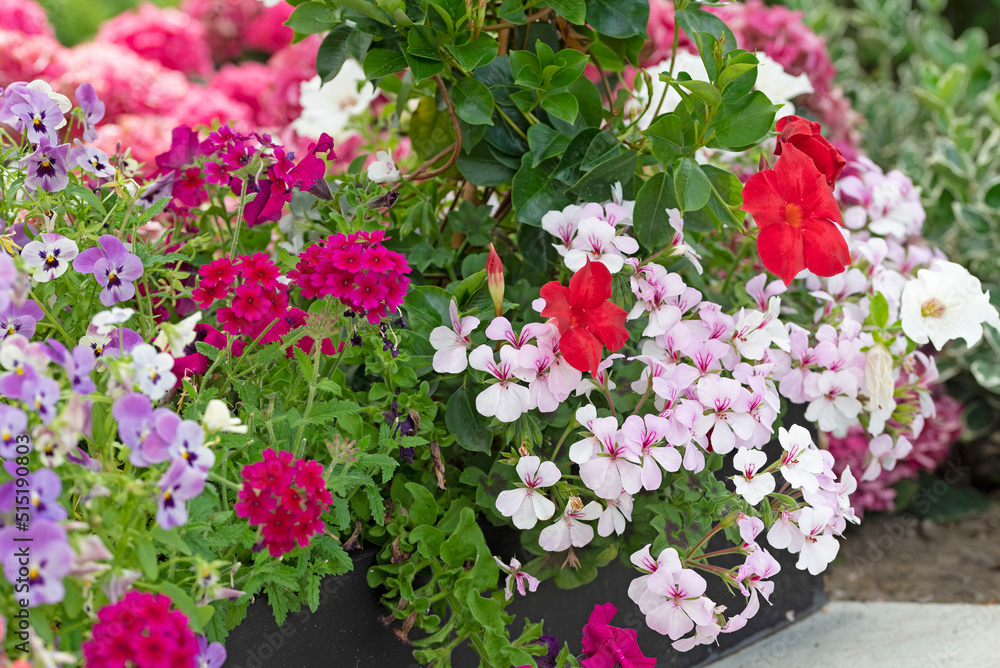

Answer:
[731,449,775,506]
[429,300,479,373]
[900,261,1000,350]
[367,149,400,184]
[203,399,247,434]
[495,456,561,529]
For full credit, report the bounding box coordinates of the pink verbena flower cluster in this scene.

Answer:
[289,231,412,324]
[234,448,333,557]
[83,591,200,668]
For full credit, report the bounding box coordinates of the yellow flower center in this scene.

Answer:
[920,298,946,319]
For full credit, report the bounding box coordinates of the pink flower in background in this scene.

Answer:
[181,0,292,62]
[97,3,213,78]
[580,603,657,668]
[0,0,54,37]
[0,30,67,84]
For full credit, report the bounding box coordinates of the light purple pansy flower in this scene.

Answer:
[76,83,105,143]
[5,85,64,143]
[112,392,181,466]
[0,463,67,521]
[21,233,79,283]
[157,459,206,529]
[137,171,175,209]
[0,520,75,606]
[103,327,144,358]
[23,375,60,424]
[196,636,227,668]
[72,235,144,306]
[41,339,96,394]
[0,300,44,341]
[0,404,27,459]
[168,420,214,473]
[69,139,114,179]
[20,137,70,193]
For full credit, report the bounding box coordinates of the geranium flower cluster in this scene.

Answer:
[234,448,333,557]
[82,591,201,668]
[288,230,412,324]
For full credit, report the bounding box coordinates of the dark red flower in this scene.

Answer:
[540,260,629,376]
[742,145,850,286]
[580,603,656,668]
[774,115,846,186]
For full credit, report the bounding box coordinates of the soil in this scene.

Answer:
[826,501,1000,604]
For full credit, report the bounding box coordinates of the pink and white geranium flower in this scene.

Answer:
[597,492,633,537]
[494,455,560,530]
[731,449,775,506]
[579,426,643,498]
[429,300,479,373]
[468,344,530,422]
[538,498,602,552]
[790,506,840,575]
[862,434,913,482]
[563,218,637,274]
[694,376,755,454]
[494,556,539,601]
[620,413,678,492]
[644,567,716,640]
[778,424,826,493]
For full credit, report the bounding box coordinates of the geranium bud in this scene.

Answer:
[487,243,504,317]
[863,343,894,414]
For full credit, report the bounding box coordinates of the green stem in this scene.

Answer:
[292,337,325,458]
[28,289,71,340]
[229,177,249,257]
[719,238,752,296]
[209,472,241,491]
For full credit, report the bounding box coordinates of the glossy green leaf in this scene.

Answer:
[316,25,352,84]
[410,96,455,162]
[545,0,586,24]
[446,33,499,72]
[541,92,579,124]
[634,172,678,250]
[673,158,712,212]
[527,124,572,167]
[585,0,648,39]
[708,90,780,150]
[284,2,336,35]
[512,153,572,225]
[457,141,519,186]
[362,48,408,78]
[452,78,495,126]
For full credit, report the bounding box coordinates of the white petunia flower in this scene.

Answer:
[367,149,400,184]
[900,261,1000,350]
[291,62,376,141]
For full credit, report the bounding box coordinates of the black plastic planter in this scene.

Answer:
[225,407,824,667]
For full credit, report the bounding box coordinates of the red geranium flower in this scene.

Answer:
[774,115,846,186]
[742,145,850,286]
[540,259,629,375]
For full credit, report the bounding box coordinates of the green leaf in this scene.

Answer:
[643,112,695,164]
[510,51,542,87]
[580,130,620,171]
[151,526,192,556]
[673,158,712,212]
[717,62,756,92]
[401,285,453,333]
[66,184,106,215]
[439,507,488,566]
[409,526,446,559]
[410,96,456,162]
[674,7,737,80]
[512,152,572,225]
[498,0,527,23]
[540,92,578,124]
[284,2,336,35]
[458,141,517,187]
[585,0,648,39]
[673,79,722,111]
[527,124,572,168]
[316,25,352,84]
[445,386,494,453]
[404,51,445,81]
[570,149,637,201]
[708,90,780,150]
[404,482,439,526]
[869,292,890,329]
[134,537,159,582]
[362,48,408,79]
[544,0,585,24]
[451,78,495,126]
[633,172,678,249]
[446,34,499,72]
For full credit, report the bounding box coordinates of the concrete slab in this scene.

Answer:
[707,601,1000,668]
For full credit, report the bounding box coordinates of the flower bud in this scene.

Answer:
[863,343,895,414]
[487,243,504,317]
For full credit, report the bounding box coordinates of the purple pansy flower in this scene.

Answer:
[41,339,97,394]
[69,139,114,179]
[168,420,214,473]
[5,85,64,143]
[137,170,175,209]
[0,464,68,522]
[103,326,144,358]
[112,392,181,466]
[0,520,74,606]
[21,233,79,283]
[0,405,27,459]
[0,299,45,341]
[156,459,206,529]
[23,375,60,424]
[76,83,105,143]
[196,636,227,668]
[72,235,144,306]
[20,137,70,193]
